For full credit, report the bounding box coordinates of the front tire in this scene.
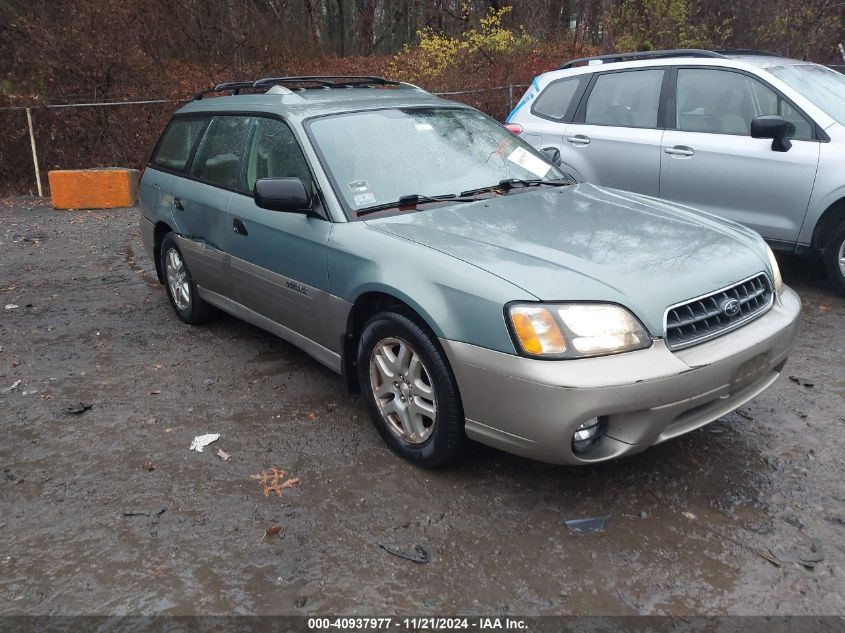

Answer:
[823,220,845,297]
[159,233,214,324]
[357,311,465,468]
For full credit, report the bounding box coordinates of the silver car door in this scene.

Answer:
[560,68,666,195]
[660,67,820,242]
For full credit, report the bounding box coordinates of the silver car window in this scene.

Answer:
[768,64,845,126]
[584,69,663,128]
[676,68,813,140]
[533,77,582,120]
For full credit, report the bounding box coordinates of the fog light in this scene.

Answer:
[572,417,601,453]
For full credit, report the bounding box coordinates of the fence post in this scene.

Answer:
[508,84,514,112]
[25,108,43,197]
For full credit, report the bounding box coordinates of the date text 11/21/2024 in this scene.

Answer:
[307,617,528,630]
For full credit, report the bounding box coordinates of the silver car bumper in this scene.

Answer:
[441,286,802,465]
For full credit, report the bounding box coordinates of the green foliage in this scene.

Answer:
[606,0,732,52]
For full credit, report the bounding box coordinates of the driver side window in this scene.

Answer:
[240,118,313,195]
[676,68,813,140]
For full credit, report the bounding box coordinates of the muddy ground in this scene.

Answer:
[1,199,844,616]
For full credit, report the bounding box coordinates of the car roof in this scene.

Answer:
[175,83,465,122]
[533,52,823,86]
[721,54,813,69]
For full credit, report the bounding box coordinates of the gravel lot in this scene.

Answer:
[1,199,844,616]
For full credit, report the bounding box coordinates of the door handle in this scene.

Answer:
[174,197,184,211]
[665,146,694,157]
[566,134,590,146]
[233,218,248,236]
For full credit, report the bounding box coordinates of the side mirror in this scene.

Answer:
[254,177,312,213]
[540,146,562,167]
[750,115,795,152]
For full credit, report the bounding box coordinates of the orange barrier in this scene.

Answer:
[48,168,140,209]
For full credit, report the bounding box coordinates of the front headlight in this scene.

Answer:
[508,303,652,359]
[765,244,783,295]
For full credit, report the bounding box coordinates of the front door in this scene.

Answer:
[226,116,334,351]
[659,67,820,243]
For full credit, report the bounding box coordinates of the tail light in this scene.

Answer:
[504,123,523,135]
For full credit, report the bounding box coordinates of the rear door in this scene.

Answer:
[562,68,666,195]
[659,67,820,242]
[510,75,588,157]
[225,116,335,352]
[169,114,252,298]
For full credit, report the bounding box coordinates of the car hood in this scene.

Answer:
[364,183,770,336]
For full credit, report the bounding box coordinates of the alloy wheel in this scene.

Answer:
[165,248,190,311]
[369,337,437,445]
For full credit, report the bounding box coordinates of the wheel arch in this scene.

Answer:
[341,290,441,393]
[152,221,175,283]
[812,196,845,253]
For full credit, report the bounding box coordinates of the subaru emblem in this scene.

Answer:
[721,298,741,318]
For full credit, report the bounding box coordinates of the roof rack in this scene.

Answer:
[193,75,400,100]
[559,49,725,69]
[714,49,781,57]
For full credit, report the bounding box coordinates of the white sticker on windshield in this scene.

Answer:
[353,192,377,207]
[415,122,434,131]
[348,179,370,193]
[506,147,551,179]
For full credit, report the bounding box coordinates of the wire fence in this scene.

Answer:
[4,65,845,196]
[0,84,528,196]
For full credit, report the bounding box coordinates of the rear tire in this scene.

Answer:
[159,233,214,324]
[357,311,465,468]
[823,220,845,297]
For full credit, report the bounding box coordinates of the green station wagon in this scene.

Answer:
[140,75,801,468]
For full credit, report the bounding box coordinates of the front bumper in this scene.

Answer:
[441,286,802,465]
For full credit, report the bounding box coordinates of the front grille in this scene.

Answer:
[664,273,773,350]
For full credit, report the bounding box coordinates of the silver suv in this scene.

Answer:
[507,49,845,295]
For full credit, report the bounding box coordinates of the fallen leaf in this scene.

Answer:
[154,363,165,370]
[164,427,172,433]
[306,411,318,421]
[149,389,161,395]
[682,511,698,521]
[819,304,831,313]
[251,466,300,497]
[260,525,282,543]
[143,461,156,472]
[216,448,232,461]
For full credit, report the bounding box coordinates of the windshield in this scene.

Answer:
[307,107,569,215]
[768,64,845,126]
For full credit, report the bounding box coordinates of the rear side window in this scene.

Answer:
[241,118,313,194]
[585,69,664,128]
[532,77,582,120]
[190,116,252,189]
[151,117,208,171]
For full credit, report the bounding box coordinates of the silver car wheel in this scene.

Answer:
[838,239,845,278]
[369,337,437,445]
[165,247,191,311]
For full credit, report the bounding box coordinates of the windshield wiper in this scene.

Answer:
[460,178,572,197]
[356,193,475,217]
